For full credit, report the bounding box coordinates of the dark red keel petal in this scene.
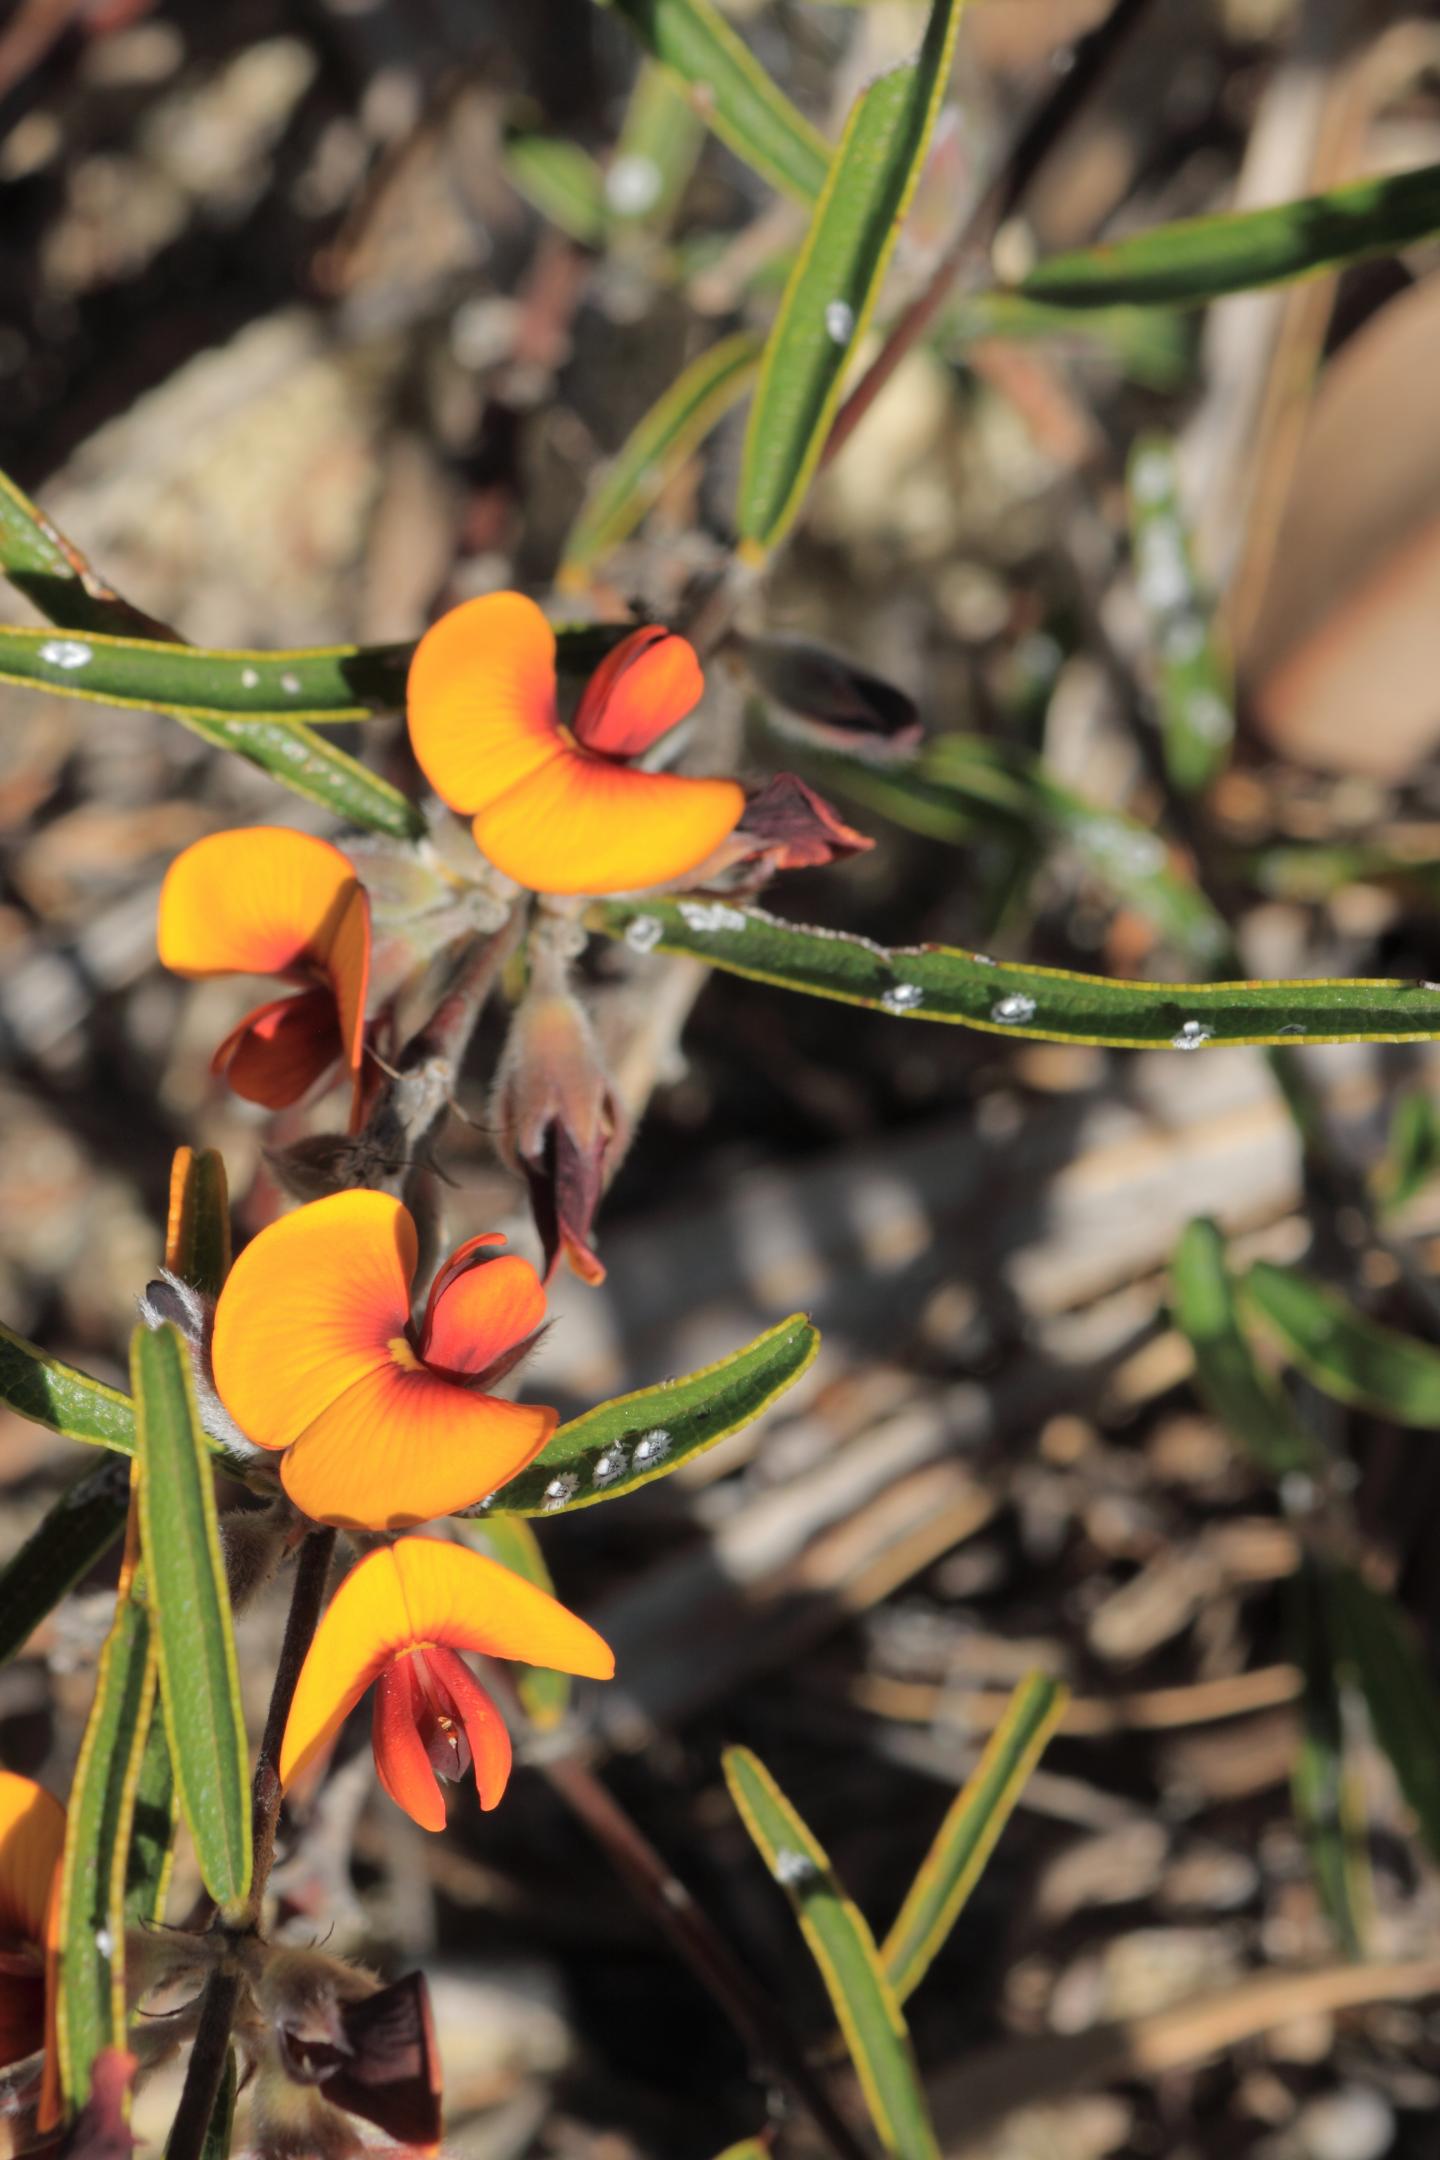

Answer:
[212,986,344,1109]
[371,1658,446,1833]
[423,1649,513,1811]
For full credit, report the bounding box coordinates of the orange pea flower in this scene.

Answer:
[407,594,745,896]
[210,1192,557,1531]
[0,1772,63,2071]
[280,1539,614,1828]
[157,827,371,1127]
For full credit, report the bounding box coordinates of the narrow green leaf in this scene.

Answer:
[1171,1220,1317,1479]
[610,60,705,233]
[0,623,412,719]
[800,732,1230,967]
[559,331,762,582]
[880,1673,1067,2003]
[738,0,963,555]
[1376,1086,1440,1213]
[724,1746,940,2160]
[1329,1561,1440,1868]
[198,2047,237,2160]
[490,1314,818,1515]
[1019,159,1440,309]
[0,1455,131,1667]
[947,292,1192,391]
[1242,1262,1440,1426]
[133,1323,251,1911]
[0,467,163,638]
[1245,840,1440,908]
[125,1701,177,1928]
[0,626,422,839]
[55,1562,154,2110]
[458,1516,572,1730]
[0,1322,135,1453]
[1127,435,1233,792]
[504,126,607,244]
[165,1147,232,1300]
[1288,1558,1369,1956]
[606,0,830,203]
[593,897,1440,1049]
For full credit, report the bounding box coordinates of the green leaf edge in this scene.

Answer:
[723,1744,939,2160]
[491,1312,819,1515]
[133,1324,252,1912]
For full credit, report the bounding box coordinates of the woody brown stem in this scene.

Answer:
[247,1525,338,1916]
[166,1526,337,2160]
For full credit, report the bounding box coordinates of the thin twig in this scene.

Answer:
[247,1525,338,1916]
[166,1527,337,2160]
[164,1968,242,2160]
[824,0,1157,469]
[538,1749,873,2160]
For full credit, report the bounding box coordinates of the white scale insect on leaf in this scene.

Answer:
[677,900,747,934]
[1171,1019,1214,1051]
[540,1473,580,1512]
[38,639,92,669]
[624,915,664,954]
[824,299,855,343]
[992,993,1036,1026]
[632,1429,672,1468]
[774,1848,817,1887]
[592,1446,628,1487]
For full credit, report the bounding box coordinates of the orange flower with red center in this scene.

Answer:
[280,1539,614,1828]
[211,1192,557,1531]
[0,1772,63,2071]
[407,594,745,895]
[157,827,371,1127]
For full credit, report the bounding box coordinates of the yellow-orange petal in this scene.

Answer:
[407,592,563,817]
[572,627,703,759]
[279,1368,556,1530]
[211,1190,416,1455]
[472,751,745,896]
[0,1773,64,1951]
[279,1537,614,1790]
[157,827,363,985]
[325,882,371,1130]
[420,1252,546,1378]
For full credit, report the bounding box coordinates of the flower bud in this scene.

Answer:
[492,984,627,1286]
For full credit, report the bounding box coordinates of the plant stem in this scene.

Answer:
[247,1525,337,1915]
[539,1751,872,2160]
[166,1526,336,2160]
[164,1970,240,2160]
[823,0,1156,467]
